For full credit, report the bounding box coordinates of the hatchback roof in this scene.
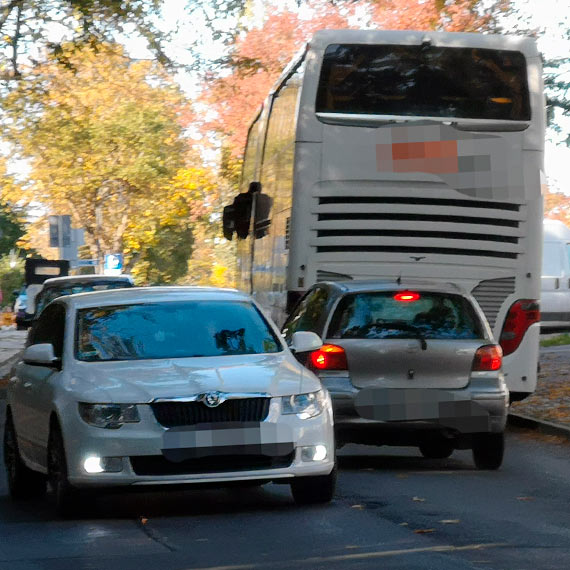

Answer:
[56,286,247,309]
[320,279,467,295]
[42,274,133,288]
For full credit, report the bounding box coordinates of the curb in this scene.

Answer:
[508,412,570,441]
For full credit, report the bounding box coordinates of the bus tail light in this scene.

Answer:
[472,345,502,371]
[310,344,348,371]
[499,299,540,356]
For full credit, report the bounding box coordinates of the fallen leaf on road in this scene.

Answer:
[414,528,435,534]
[439,519,460,524]
[516,496,535,501]
[412,496,426,502]
[140,517,148,525]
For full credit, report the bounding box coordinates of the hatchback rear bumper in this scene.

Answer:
[320,375,508,446]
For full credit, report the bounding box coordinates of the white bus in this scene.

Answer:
[541,219,570,328]
[223,30,545,401]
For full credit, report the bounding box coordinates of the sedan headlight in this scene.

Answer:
[282,391,326,419]
[78,403,140,429]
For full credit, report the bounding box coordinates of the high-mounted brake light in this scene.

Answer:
[499,299,540,356]
[394,291,420,302]
[472,345,502,371]
[310,344,348,371]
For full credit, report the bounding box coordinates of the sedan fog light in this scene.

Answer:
[301,445,327,462]
[84,456,104,473]
[83,456,123,473]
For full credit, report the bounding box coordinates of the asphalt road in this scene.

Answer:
[1,397,569,570]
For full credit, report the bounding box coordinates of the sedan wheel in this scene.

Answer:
[472,432,504,470]
[3,411,47,499]
[290,466,337,505]
[48,425,80,517]
[419,440,454,459]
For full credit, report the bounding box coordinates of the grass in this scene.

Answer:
[540,333,570,347]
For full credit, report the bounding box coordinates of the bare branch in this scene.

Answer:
[0,0,22,33]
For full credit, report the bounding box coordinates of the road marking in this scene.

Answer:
[189,542,508,570]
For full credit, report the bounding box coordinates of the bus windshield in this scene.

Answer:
[316,44,530,121]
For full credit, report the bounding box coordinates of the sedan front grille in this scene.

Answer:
[130,451,294,476]
[150,398,271,428]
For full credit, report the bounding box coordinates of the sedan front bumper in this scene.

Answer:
[60,399,335,488]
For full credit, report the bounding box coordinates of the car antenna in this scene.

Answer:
[396,274,401,285]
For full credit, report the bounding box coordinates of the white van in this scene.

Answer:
[541,219,570,328]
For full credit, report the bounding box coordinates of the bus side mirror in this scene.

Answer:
[233,192,253,239]
[222,204,236,241]
[254,193,273,239]
[248,181,262,194]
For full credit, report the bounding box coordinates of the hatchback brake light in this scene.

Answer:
[499,299,540,356]
[394,291,420,302]
[472,345,502,371]
[310,344,348,370]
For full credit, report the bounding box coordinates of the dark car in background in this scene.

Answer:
[282,280,508,470]
[29,274,135,322]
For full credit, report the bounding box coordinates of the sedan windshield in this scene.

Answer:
[327,292,483,340]
[75,301,283,361]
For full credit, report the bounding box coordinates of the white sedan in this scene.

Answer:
[3,287,335,515]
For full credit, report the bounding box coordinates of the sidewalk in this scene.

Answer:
[0,327,27,394]
[510,346,570,434]
[0,328,569,438]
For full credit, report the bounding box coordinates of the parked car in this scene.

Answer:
[541,219,570,328]
[13,289,28,330]
[4,287,335,515]
[282,280,508,470]
[30,274,135,320]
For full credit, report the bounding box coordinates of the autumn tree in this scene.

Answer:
[0,0,169,81]
[2,42,213,280]
[203,0,499,157]
[544,189,570,227]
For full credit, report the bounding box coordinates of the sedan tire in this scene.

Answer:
[48,423,82,517]
[472,432,504,470]
[290,466,337,505]
[419,440,454,459]
[3,411,47,500]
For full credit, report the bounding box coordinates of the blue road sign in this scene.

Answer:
[104,254,123,271]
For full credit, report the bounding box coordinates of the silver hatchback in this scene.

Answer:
[282,280,509,469]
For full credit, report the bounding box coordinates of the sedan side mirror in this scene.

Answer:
[23,344,60,368]
[290,331,323,354]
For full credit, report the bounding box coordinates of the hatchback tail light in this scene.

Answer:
[472,345,502,371]
[310,344,348,371]
[499,299,540,356]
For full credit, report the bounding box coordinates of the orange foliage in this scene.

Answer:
[544,190,570,226]
[368,0,490,32]
[202,2,351,153]
[205,0,494,156]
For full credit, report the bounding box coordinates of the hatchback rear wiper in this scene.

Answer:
[375,321,428,351]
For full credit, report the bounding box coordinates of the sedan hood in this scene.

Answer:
[67,353,319,403]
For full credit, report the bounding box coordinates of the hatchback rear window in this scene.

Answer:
[327,292,483,340]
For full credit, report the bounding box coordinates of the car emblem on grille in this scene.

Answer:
[201,391,223,408]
